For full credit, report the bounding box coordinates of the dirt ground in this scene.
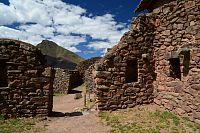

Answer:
[38,86,111,133]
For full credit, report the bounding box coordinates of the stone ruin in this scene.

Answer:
[85,0,200,122]
[53,69,82,94]
[84,59,101,92]
[0,38,89,118]
[76,57,101,92]
[0,39,54,117]
[51,56,101,95]
[76,57,101,78]
[94,15,155,109]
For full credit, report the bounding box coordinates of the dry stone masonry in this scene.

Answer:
[94,15,156,110]
[53,68,70,94]
[80,57,101,93]
[90,0,200,123]
[85,64,96,93]
[0,39,54,118]
[152,0,200,123]
[53,69,83,94]
[76,57,101,78]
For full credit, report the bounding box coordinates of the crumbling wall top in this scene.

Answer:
[135,0,175,13]
[0,38,38,52]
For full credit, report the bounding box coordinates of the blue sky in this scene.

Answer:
[0,0,141,59]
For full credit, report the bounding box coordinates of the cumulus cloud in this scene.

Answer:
[0,3,17,25]
[50,35,86,52]
[19,24,55,38]
[87,41,112,50]
[0,0,128,55]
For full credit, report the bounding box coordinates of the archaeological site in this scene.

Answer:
[0,0,200,131]
[84,0,200,123]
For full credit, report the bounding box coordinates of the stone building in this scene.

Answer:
[85,64,98,93]
[0,39,54,117]
[91,0,200,122]
[53,57,101,94]
[53,68,82,94]
[76,57,101,79]
[76,57,101,91]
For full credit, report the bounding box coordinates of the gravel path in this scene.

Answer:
[40,87,110,133]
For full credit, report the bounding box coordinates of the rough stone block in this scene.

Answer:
[95,71,111,78]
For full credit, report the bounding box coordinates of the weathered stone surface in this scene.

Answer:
[191,84,200,90]
[84,64,96,93]
[162,30,171,36]
[53,69,82,94]
[95,71,111,78]
[92,15,155,111]
[76,57,101,78]
[175,108,186,115]
[0,39,54,118]
[84,0,200,123]
[96,85,109,91]
[166,81,182,87]
[153,0,200,123]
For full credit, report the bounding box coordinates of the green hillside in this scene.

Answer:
[37,40,85,70]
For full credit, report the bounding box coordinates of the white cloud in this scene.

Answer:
[0,3,17,25]
[88,41,113,50]
[9,0,52,25]
[0,0,128,54]
[67,47,81,53]
[50,35,86,47]
[0,26,44,44]
[19,24,55,38]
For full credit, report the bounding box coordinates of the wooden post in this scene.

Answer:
[84,92,86,108]
[88,90,91,102]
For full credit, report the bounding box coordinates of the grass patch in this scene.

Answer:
[99,111,119,126]
[0,114,42,133]
[80,83,86,87]
[74,93,82,99]
[99,105,200,133]
[87,98,95,109]
[150,110,180,126]
[53,92,68,96]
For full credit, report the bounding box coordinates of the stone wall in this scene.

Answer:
[94,15,156,110]
[53,68,70,94]
[85,64,96,93]
[0,39,54,118]
[76,57,101,78]
[152,0,200,122]
[83,57,101,93]
[92,0,200,123]
[53,69,82,94]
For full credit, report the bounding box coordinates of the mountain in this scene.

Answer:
[36,40,85,70]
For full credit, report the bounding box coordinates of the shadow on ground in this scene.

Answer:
[50,111,83,117]
[68,89,82,94]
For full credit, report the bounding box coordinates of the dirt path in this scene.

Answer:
[39,87,110,133]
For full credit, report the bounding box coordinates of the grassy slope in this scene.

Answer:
[99,105,200,133]
[37,40,84,65]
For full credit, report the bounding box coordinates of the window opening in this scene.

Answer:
[169,58,181,80]
[125,60,138,83]
[0,60,8,87]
